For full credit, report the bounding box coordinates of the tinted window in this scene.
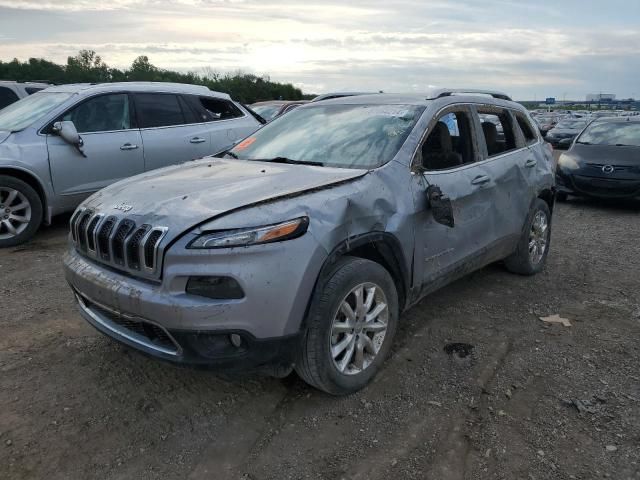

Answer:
[516,114,537,143]
[0,87,19,110]
[200,97,244,121]
[422,111,474,170]
[477,110,517,156]
[62,94,130,133]
[230,104,424,169]
[135,93,186,128]
[25,87,45,95]
[577,121,640,147]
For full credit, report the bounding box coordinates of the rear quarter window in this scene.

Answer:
[515,113,538,144]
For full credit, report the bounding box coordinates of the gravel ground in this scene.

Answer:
[1,177,639,479]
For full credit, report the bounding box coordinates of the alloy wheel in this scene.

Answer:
[0,187,32,240]
[528,210,548,265]
[329,282,388,375]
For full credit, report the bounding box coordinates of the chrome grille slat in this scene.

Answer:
[70,211,168,280]
[76,210,93,251]
[85,214,103,253]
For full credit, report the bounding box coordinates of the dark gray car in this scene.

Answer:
[63,90,555,395]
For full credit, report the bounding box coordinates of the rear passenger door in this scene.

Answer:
[133,93,212,172]
[472,105,531,249]
[184,95,257,153]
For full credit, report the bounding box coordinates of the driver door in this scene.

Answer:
[46,93,144,197]
[410,105,499,292]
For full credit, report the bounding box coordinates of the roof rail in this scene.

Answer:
[427,89,512,101]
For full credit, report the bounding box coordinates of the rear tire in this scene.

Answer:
[504,199,551,276]
[295,257,399,395]
[0,175,43,248]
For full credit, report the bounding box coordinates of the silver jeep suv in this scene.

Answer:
[0,82,261,247]
[63,90,555,395]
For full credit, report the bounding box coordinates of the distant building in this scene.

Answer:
[586,93,616,102]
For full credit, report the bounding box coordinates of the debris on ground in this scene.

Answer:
[540,314,572,327]
[443,342,474,358]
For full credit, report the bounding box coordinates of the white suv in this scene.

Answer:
[0,82,262,246]
[0,81,50,110]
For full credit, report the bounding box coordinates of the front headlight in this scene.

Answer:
[557,155,580,170]
[188,217,309,249]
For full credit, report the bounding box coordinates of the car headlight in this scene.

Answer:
[557,155,580,170]
[188,217,309,249]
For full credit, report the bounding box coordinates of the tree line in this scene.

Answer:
[0,50,308,103]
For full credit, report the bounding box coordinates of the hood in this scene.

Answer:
[0,130,10,145]
[571,143,640,168]
[82,158,368,235]
[548,128,579,135]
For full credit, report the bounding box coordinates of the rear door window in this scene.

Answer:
[477,109,518,157]
[0,87,19,110]
[199,97,244,121]
[134,93,187,128]
[515,113,538,144]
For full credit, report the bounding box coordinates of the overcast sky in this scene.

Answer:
[1,0,639,99]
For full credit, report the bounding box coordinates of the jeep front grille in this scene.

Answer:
[70,208,168,280]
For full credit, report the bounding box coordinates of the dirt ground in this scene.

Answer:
[1,181,639,479]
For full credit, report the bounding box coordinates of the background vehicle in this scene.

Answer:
[310,92,380,102]
[534,115,559,137]
[556,117,640,201]
[250,100,308,122]
[545,118,589,148]
[0,82,261,247]
[0,81,50,110]
[64,89,555,395]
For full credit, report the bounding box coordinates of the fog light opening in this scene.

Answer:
[230,333,242,348]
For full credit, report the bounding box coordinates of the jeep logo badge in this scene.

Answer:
[113,203,133,212]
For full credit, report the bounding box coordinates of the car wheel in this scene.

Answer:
[504,199,551,276]
[556,191,568,202]
[295,257,399,395]
[0,175,43,248]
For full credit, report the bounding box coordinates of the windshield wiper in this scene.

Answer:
[253,157,325,167]
[214,150,238,159]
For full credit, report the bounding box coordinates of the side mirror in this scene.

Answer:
[53,121,86,157]
[427,185,454,228]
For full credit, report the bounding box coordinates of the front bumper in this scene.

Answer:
[63,232,326,367]
[555,169,640,199]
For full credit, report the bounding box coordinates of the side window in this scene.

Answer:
[62,94,130,133]
[135,93,186,128]
[25,87,45,95]
[199,97,244,121]
[421,110,475,170]
[477,110,517,157]
[515,113,537,144]
[0,87,20,110]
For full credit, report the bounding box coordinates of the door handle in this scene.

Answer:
[190,137,206,144]
[120,143,138,150]
[525,158,537,168]
[471,175,491,185]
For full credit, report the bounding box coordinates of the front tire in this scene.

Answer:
[504,199,551,276]
[0,175,43,248]
[295,257,399,395]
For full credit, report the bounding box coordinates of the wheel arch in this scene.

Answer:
[537,187,555,214]
[313,232,410,315]
[0,167,48,219]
